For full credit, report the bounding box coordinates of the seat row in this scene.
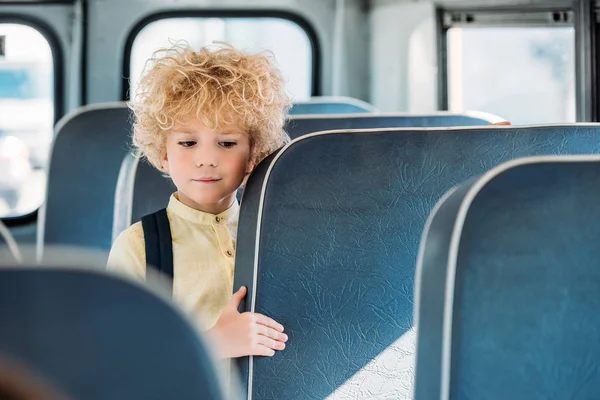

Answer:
[3,154,600,399]
[38,101,500,258]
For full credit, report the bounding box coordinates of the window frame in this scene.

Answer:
[121,9,322,101]
[0,13,64,226]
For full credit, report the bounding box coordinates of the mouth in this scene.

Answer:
[192,178,222,183]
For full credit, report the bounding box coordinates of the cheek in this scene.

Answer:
[171,157,190,173]
[164,146,189,174]
[237,152,252,174]
[224,154,250,178]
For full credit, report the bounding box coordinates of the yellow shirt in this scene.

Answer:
[107,193,239,330]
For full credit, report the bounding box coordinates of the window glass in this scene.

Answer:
[0,24,53,218]
[129,17,312,101]
[447,27,575,124]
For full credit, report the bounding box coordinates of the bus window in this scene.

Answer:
[0,24,53,219]
[128,17,313,102]
[447,26,575,124]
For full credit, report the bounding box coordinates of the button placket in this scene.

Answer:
[213,222,235,259]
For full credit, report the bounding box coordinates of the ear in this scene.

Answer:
[161,151,170,173]
[242,160,255,187]
[245,158,256,175]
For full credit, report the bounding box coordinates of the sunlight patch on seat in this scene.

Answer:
[325,327,416,400]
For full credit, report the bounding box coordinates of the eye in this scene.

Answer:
[219,141,237,148]
[178,141,196,147]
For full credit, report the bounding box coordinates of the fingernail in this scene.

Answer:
[282,333,288,341]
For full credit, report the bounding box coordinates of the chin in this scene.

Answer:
[187,192,228,206]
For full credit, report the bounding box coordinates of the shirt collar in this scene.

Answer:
[167,193,239,225]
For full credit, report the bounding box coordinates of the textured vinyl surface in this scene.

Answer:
[284,114,493,139]
[0,268,228,400]
[42,106,133,254]
[236,126,600,399]
[451,161,600,400]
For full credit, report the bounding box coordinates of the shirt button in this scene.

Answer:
[215,216,221,223]
[226,250,233,257]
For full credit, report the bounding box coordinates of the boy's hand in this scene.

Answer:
[207,286,288,358]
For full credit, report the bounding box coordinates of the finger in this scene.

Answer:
[254,313,284,332]
[257,334,286,351]
[252,344,276,357]
[259,325,288,342]
[228,286,247,308]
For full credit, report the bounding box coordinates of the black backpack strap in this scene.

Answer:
[141,209,174,291]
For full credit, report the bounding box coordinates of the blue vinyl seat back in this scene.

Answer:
[130,159,176,223]
[420,158,600,400]
[40,103,132,256]
[112,154,176,239]
[234,125,600,399]
[0,267,229,400]
[289,96,377,115]
[284,112,499,139]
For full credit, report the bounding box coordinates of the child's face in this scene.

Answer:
[162,118,254,214]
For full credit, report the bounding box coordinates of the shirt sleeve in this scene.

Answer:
[106,222,146,280]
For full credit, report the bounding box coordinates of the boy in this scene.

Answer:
[107,43,290,358]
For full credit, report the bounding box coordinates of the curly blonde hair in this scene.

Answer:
[129,42,292,172]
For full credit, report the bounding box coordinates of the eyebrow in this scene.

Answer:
[171,130,195,135]
[219,131,244,137]
[170,129,245,136]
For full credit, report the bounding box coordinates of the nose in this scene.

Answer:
[194,142,218,167]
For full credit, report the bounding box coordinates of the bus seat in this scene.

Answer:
[112,110,505,238]
[112,153,175,241]
[0,220,21,263]
[289,96,377,115]
[38,103,132,260]
[0,255,233,400]
[284,111,503,139]
[414,156,600,400]
[233,125,600,399]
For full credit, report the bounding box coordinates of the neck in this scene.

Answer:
[176,192,236,215]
